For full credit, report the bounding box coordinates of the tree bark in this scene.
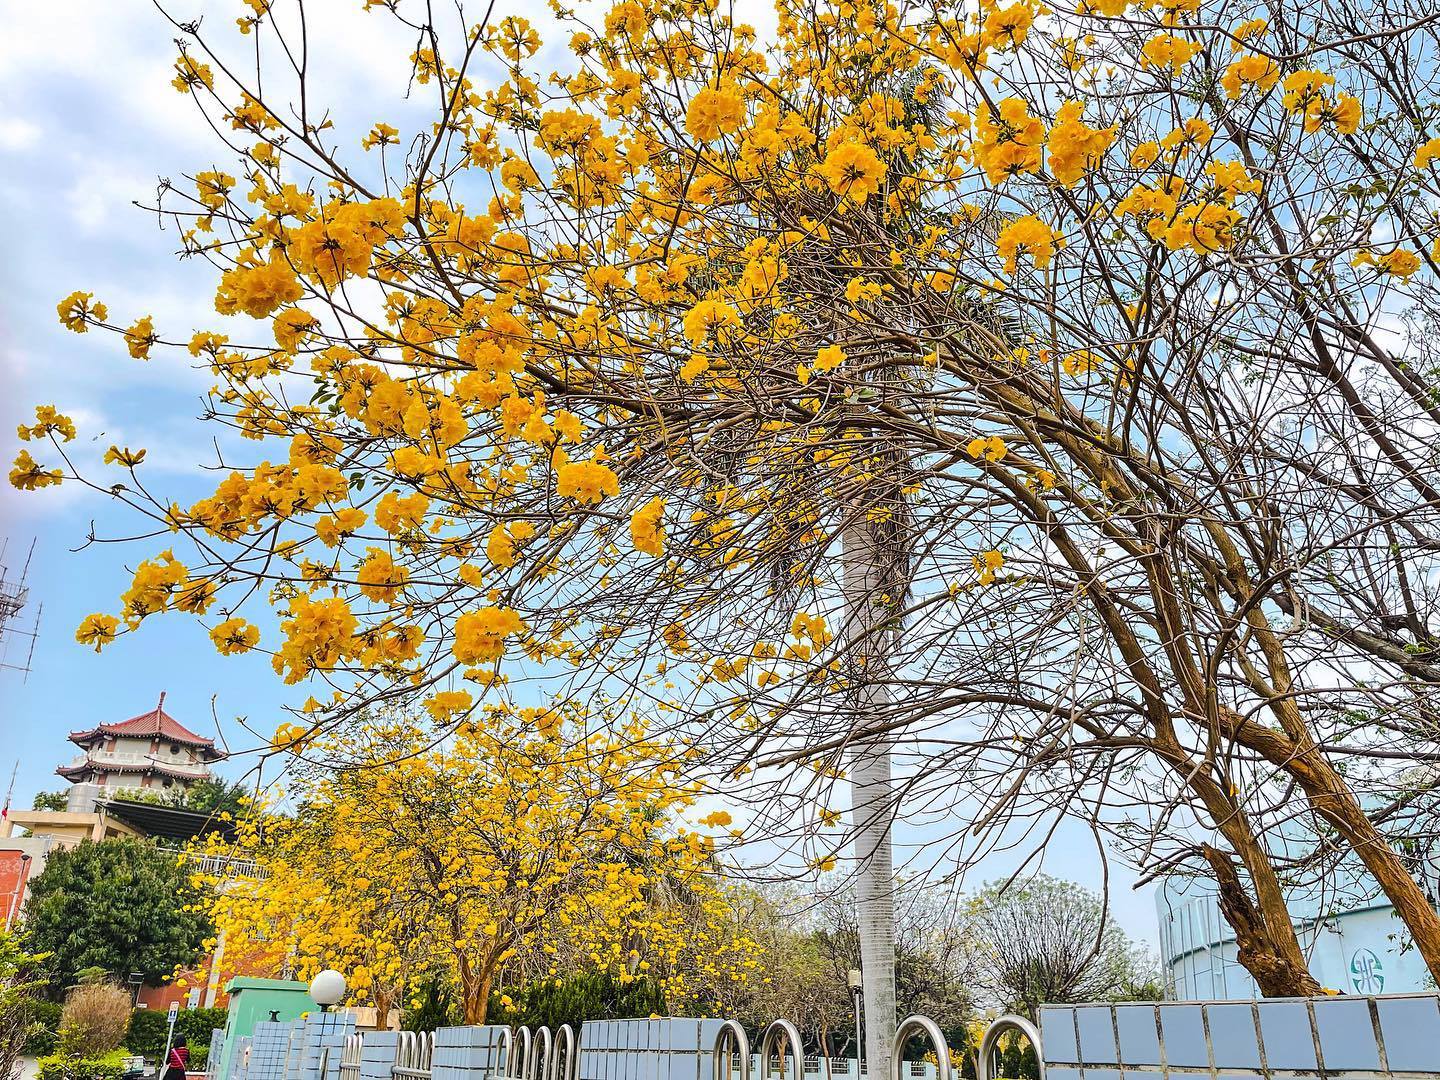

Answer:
[1266,750,1440,985]
[1011,490,1321,996]
[842,514,899,1080]
[1206,538,1440,986]
[456,949,494,1024]
[1200,845,1323,997]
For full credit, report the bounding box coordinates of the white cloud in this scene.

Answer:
[0,117,41,151]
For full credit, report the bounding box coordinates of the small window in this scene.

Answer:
[162,778,173,788]
[169,744,181,754]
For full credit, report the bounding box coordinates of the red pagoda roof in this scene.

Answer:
[67,692,224,761]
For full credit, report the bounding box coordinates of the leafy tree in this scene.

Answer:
[488,970,668,1032]
[31,793,68,813]
[172,778,250,817]
[810,889,974,1049]
[113,779,251,819]
[124,1008,228,1061]
[962,877,1158,1020]
[22,839,211,991]
[400,977,459,1034]
[18,0,1440,1064]
[199,709,759,1023]
[0,930,48,1080]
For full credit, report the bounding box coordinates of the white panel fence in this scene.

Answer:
[215,992,1440,1080]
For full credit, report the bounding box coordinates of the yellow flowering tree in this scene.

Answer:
[16,0,1440,1060]
[200,706,757,1023]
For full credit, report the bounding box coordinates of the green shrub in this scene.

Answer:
[125,1008,228,1061]
[24,1025,60,1058]
[35,1050,130,1080]
[22,1000,64,1056]
[485,970,666,1033]
[121,1011,165,1058]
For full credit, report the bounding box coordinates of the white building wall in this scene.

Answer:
[1158,880,1434,999]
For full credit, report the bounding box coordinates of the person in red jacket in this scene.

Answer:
[164,1036,190,1080]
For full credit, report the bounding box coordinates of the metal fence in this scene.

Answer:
[339,1034,364,1080]
[217,992,1440,1080]
[394,1031,436,1080]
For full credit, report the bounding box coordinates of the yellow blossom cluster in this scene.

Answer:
[196,711,761,1021]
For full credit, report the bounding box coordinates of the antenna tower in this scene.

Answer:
[0,538,42,680]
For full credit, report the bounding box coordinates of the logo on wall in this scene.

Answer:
[1349,947,1385,994]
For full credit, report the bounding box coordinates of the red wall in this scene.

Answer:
[136,937,287,1009]
[0,849,34,926]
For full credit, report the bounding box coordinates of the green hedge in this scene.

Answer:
[35,1050,131,1080]
[125,1007,228,1061]
[486,971,666,1033]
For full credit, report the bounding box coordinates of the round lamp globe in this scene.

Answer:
[309,969,347,1008]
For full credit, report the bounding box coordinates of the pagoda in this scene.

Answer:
[56,691,225,795]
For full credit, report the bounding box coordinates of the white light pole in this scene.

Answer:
[309,970,347,1080]
[847,968,864,1074]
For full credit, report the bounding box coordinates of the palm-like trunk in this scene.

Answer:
[852,744,897,1078]
[843,514,900,1079]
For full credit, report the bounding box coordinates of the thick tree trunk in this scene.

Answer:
[1132,542,1323,994]
[1277,757,1440,985]
[842,516,899,1080]
[1147,731,1320,995]
[1199,516,1440,984]
[456,950,494,1024]
[1200,845,1322,997]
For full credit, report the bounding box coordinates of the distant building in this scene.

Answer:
[1157,868,1436,999]
[56,691,224,796]
[2,692,231,928]
[1,693,273,1004]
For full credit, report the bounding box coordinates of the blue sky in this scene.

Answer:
[0,2,449,807]
[0,2,1160,943]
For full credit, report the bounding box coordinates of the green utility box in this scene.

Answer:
[213,978,313,1080]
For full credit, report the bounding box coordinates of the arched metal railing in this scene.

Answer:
[513,1027,534,1080]
[373,1011,1030,1080]
[759,1019,805,1080]
[550,1025,578,1080]
[711,1019,752,1080]
[526,1026,554,1080]
[975,1016,1043,1080]
[892,1016,951,1080]
[394,1030,436,1080]
[338,1033,364,1080]
[491,1027,516,1080]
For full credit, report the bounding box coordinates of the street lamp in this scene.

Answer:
[847,968,863,1074]
[309,969,347,1080]
[3,853,31,932]
[309,970,347,1012]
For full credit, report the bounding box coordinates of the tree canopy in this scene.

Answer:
[23,839,211,991]
[198,707,760,1023]
[114,778,252,819]
[0,930,49,1080]
[962,876,1159,1020]
[12,0,1440,1042]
